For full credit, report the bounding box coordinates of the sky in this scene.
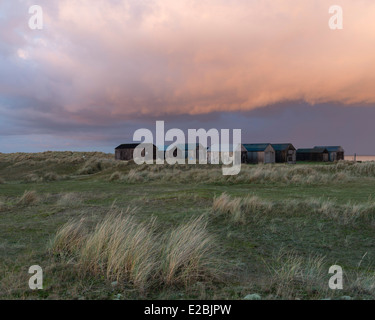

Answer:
[1,0,375,154]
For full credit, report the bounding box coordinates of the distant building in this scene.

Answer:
[314,146,344,162]
[271,144,296,164]
[115,143,157,161]
[243,143,276,164]
[207,144,247,164]
[160,143,206,162]
[296,148,329,162]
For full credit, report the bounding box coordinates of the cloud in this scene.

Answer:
[1,0,375,123]
[1,1,375,154]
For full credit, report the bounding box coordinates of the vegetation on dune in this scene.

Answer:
[51,208,221,292]
[211,193,375,226]
[1,151,375,185]
[17,190,40,206]
[1,151,375,299]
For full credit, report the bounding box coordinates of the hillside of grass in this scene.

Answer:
[0,152,375,300]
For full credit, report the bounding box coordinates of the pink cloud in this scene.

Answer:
[2,0,375,123]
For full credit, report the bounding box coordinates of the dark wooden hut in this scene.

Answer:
[271,144,296,164]
[207,144,247,164]
[296,148,329,162]
[243,143,276,164]
[115,143,157,161]
[174,143,206,161]
[314,146,344,162]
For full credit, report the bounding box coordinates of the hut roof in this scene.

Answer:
[115,143,155,150]
[243,143,271,152]
[115,143,140,149]
[157,143,204,151]
[176,143,203,151]
[271,143,296,151]
[297,148,328,154]
[314,146,344,152]
[157,145,169,151]
[207,144,244,152]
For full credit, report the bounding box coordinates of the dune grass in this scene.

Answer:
[51,208,221,293]
[1,152,375,300]
[17,190,39,206]
[211,193,375,226]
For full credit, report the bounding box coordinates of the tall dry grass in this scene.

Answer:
[17,190,39,206]
[161,215,220,286]
[211,193,274,224]
[23,172,63,183]
[51,209,221,292]
[0,201,6,212]
[0,151,113,164]
[211,193,375,225]
[79,211,158,289]
[107,163,358,186]
[57,193,83,207]
[265,249,327,299]
[52,218,87,256]
[263,249,375,299]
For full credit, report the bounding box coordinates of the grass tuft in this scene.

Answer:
[57,193,83,207]
[17,190,39,206]
[161,215,221,286]
[51,209,221,293]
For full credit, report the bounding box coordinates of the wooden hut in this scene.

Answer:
[175,143,206,161]
[207,144,247,164]
[243,144,276,164]
[314,146,344,162]
[115,143,157,161]
[271,144,296,164]
[296,148,329,162]
[159,143,206,162]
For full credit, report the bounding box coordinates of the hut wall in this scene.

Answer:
[264,145,276,164]
[288,150,297,164]
[329,151,344,161]
[116,148,135,161]
[116,145,157,161]
[278,148,297,164]
[336,152,344,161]
[297,152,328,162]
[247,151,259,164]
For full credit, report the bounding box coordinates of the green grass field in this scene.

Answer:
[0,152,375,300]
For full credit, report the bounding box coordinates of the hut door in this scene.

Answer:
[265,152,271,163]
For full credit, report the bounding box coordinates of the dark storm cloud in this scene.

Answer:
[1,1,375,153]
